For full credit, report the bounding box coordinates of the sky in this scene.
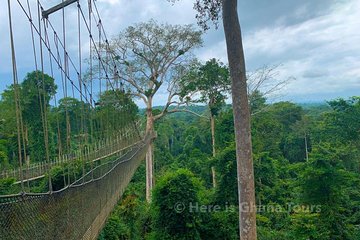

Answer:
[0,0,359,107]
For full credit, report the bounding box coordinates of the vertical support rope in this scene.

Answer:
[95,9,105,140]
[60,0,73,186]
[37,1,52,193]
[77,1,86,183]
[7,0,25,193]
[18,2,29,192]
[44,17,67,189]
[86,0,95,180]
[53,29,71,187]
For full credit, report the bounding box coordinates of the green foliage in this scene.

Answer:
[325,97,360,141]
[0,71,58,167]
[99,194,151,240]
[95,90,138,136]
[150,169,202,240]
[214,144,237,205]
[319,97,360,142]
[22,71,57,162]
[46,160,86,191]
[0,86,19,167]
[99,215,130,240]
[298,143,360,239]
[96,96,360,239]
[289,212,321,240]
[214,109,234,149]
[180,58,230,117]
[198,210,239,239]
[249,90,267,114]
[270,101,303,131]
[0,178,17,195]
[1,76,359,240]
[52,97,90,152]
[253,152,279,204]
[0,140,9,170]
[251,110,283,158]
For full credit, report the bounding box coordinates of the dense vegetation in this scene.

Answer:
[99,96,360,240]
[0,71,138,194]
[0,2,357,238]
[0,71,359,239]
[1,33,359,240]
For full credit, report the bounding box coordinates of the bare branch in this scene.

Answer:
[128,92,148,105]
[154,105,209,121]
[167,108,208,118]
[247,64,292,99]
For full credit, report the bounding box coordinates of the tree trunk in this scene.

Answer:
[145,100,155,202]
[222,0,257,239]
[210,114,217,188]
[211,114,216,157]
[304,133,309,162]
[146,141,154,202]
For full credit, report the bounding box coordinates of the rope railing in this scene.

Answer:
[0,120,143,181]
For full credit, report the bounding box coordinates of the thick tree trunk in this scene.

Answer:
[210,114,217,188]
[222,0,257,239]
[146,141,154,202]
[145,101,155,202]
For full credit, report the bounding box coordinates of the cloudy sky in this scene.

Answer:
[0,0,359,107]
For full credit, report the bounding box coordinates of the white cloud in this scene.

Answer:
[196,40,227,63]
[0,0,359,104]
[98,0,121,5]
[243,0,360,101]
[0,0,199,92]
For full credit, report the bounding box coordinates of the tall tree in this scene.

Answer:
[192,0,257,238]
[105,20,202,201]
[21,71,57,163]
[52,97,90,153]
[180,58,230,187]
[95,90,139,137]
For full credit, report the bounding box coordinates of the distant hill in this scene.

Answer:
[138,102,333,120]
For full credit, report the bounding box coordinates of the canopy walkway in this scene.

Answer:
[0,133,152,240]
[0,0,152,239]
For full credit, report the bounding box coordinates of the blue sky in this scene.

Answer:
[0,0,359,107]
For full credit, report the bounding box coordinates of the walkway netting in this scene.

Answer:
[0,134,151,240]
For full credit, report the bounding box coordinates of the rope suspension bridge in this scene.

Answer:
[0,0,152,239]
